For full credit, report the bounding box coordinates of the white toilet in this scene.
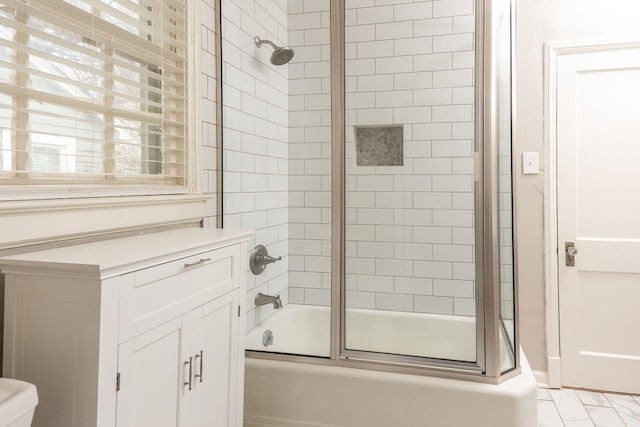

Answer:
[0,378,38,427]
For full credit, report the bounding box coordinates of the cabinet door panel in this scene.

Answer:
[117,316,192,427]
[191,291,239,427]
[3,275,101,427]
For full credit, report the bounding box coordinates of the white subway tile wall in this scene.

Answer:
[287,0,333,308]
[216,0,479,325]
[220,0,290,331]
[342,0,476,315]
[201,0,219,230]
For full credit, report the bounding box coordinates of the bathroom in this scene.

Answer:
[0,0,639,427]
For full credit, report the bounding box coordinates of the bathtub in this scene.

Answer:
[244,304,537,427]
[247,304,484,362]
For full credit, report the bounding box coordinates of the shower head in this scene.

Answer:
[254,36,295,66]
[270,46,295,66]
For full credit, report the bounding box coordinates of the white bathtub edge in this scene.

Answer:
[244,415,339,427]
[244,348,538,427]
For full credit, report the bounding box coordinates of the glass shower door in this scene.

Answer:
[224,0,519,377]
[343,0,478,363]
[220,0,334,357]
[494,0,517,373]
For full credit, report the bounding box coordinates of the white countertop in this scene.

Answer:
[0,228,253,278]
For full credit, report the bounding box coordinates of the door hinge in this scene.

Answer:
[237,305,241,317]
[116,372,121,392]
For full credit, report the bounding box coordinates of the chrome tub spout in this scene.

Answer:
[255,292,282,309]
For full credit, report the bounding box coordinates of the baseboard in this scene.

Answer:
[532,370,549,388]
[244,415,339,427]
[547,356,562,388]
[531,356,563,390]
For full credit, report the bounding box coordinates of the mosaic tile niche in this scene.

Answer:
[355,126,404,167]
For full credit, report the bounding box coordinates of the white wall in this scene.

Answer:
[515,0,640,374]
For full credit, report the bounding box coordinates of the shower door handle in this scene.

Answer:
[565,242,578,267]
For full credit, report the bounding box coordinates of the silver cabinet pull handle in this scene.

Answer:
[195,350,204,383]
[184,357,193,390]
[184,258,211,269]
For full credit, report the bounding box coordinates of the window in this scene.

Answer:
[0,0,189,189]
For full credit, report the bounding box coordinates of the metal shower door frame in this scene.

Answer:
[217,0,522,382]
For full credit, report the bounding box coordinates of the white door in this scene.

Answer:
[116,316,193,427]
[557,45,640,394]
[190,290,241,427]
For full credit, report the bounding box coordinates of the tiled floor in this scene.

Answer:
[538,388,640,426]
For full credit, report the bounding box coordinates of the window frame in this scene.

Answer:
[0,0,208,250]
[0,0,199,198]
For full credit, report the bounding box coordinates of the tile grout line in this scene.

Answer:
[602,393,628,427]
[550,394,567,427]
[583,404,599,427]
[539,387,640,427]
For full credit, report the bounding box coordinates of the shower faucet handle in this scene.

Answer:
[250,244,282,275]
[262,254,282,264]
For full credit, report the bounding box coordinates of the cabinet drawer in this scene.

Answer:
[119,244,242,341]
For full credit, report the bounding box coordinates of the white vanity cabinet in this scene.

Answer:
[0,228,252,427]
[116,290,240,427]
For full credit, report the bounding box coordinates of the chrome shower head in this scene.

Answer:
[270,46,295,66]
[254,36,295,66]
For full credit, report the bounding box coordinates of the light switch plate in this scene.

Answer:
[522,152,539,175]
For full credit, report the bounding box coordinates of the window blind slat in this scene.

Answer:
[135,0,187,25]
[0,172,185,181]
[0,61,183,115]
[0,83,184,132]
[0,126,185,151]
[81,0,188,39]
[0,14,186,83]
[103,0,188,28]
[0,103,169,133]
[5,0,187,66]
[30,0,186,61]
[0,37,187,99]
